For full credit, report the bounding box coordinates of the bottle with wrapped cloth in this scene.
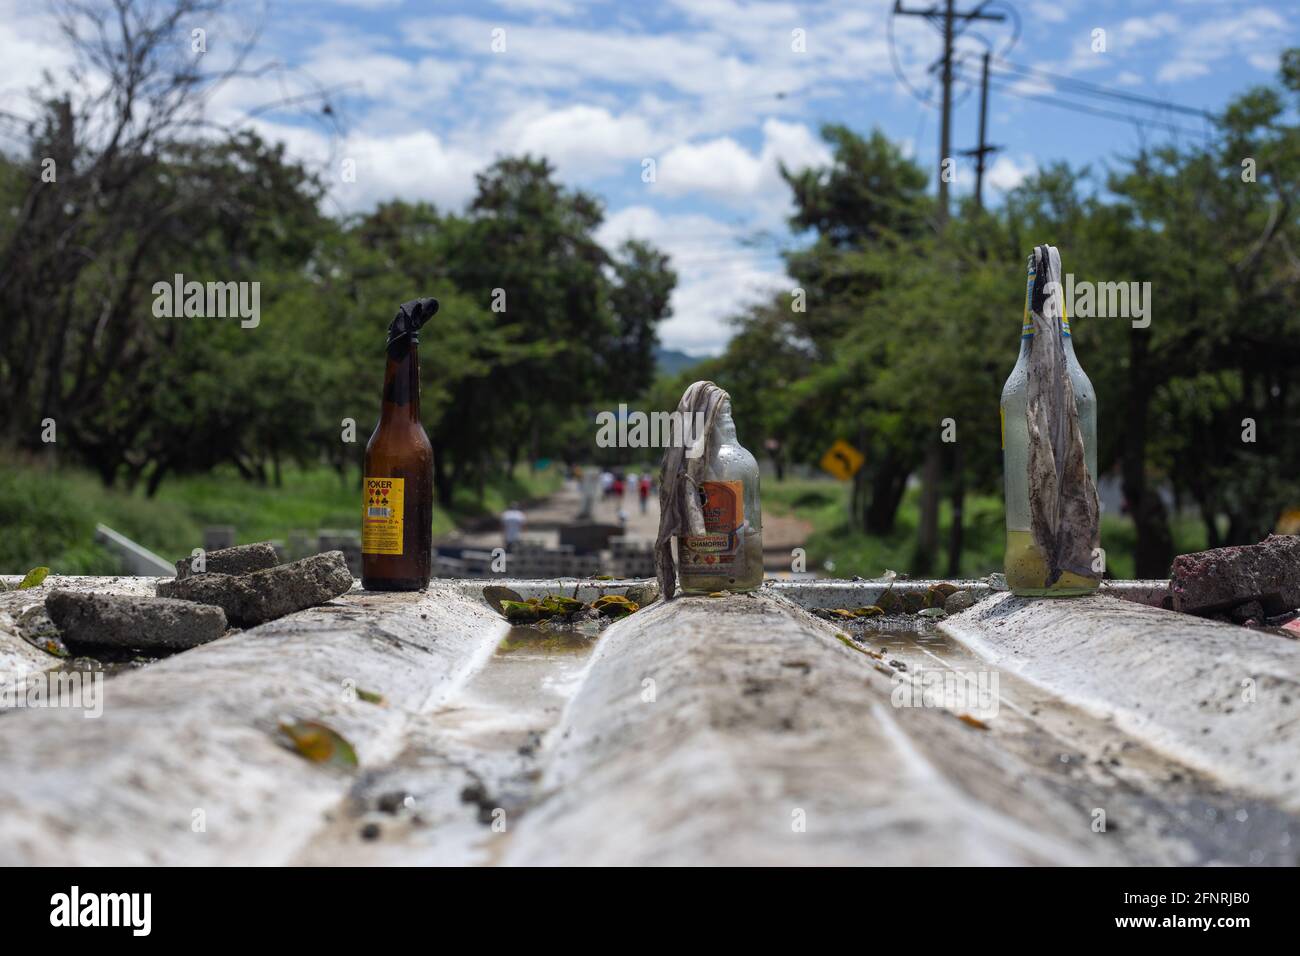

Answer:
[677,397,764,593]
[655,382,764,597]
[1000,246,1101,596]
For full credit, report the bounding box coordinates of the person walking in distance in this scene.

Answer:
[501,502,527,552]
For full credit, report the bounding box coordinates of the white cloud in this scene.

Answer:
[0,0,77,118]
[598,204,787,354]
[986,155,1036,193]
[504,104,657,179]
[1156,58,1210,83]
[1151,7,1285,87]
[655,118,831,226]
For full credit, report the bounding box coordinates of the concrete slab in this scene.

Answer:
[940,592,1300,812]
[0,580,505,865]
[504,591,1126,866]
[3,574,1294,866]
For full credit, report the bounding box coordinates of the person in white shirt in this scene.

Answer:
[501,503,526,550]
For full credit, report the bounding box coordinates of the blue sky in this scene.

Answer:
[2,0,1292,352]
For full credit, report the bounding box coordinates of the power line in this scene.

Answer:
[959,67,1212,139]
[990,58,1214,120]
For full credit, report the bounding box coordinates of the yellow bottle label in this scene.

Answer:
[362,477,404,555]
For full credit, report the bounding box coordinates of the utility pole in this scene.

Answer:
[938,0,954,227]
[960,50,999,211]
[893,1,1005,228]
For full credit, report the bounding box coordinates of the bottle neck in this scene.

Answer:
[713,404,738,446]
[1020,269,1075,359]
[380,341,421,424]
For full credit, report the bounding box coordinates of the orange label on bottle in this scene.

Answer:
[362,477,404,555]
[680,480,744,576]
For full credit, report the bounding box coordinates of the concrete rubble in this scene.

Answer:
[1169,534,1300,616]
[45,590,227,650]
[157,550,354,627]
[1,576,161,694]
[174,541,280,580]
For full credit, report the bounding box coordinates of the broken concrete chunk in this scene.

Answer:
[157,551,354,627]
[944,589,977,615]
[175,541,280,580]
[45,590,227,650]
[1169,534,1300,616]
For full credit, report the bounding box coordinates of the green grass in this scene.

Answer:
[763,476,1207,580]
[0,460,563,574]
[2,459,1204,580]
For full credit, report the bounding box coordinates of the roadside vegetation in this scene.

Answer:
[0,460,561,574]
[764,478,1208,581]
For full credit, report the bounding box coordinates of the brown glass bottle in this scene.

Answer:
[362,298,437,591]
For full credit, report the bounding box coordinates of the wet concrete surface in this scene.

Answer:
[4,575,1297,865]
[295,623,603,865]
[840,616,1299,865]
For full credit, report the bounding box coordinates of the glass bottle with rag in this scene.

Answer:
[1000,245,1100,596]
[655,381,764,597]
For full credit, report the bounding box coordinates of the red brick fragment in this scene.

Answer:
[1169,534,1300,616]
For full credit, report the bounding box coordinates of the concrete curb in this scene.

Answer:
[0,580,505,865]
[940,591,1300,812]
[505,590,1121,865]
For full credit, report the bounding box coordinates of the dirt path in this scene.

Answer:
[440,475,810,567]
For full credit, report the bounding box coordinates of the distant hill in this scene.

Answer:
[655,346,706,377]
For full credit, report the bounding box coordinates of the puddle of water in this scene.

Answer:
[495,625,600,655]
[468,626,600,714]
[297,621,607,865]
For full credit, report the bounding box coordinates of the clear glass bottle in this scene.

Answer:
[677,399,764,593]
[1000,249,1099,596]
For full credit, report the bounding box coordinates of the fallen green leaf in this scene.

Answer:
[592,594,639,618]
[279,720,358,768]
[500,599,542,623]
[539,595,585,617]
[18,567,49,590]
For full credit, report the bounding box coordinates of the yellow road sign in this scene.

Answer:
[820,439,864,481]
